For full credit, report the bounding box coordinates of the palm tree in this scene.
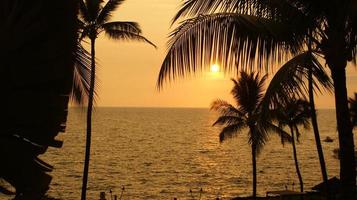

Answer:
[211,71,291,198]
[157,1,356,198]
[267,51,333,197]
[274,99,311,192]
[78,1,156,199]
[1,0,79,199]
[349,93,357,127]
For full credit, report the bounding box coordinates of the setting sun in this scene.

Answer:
[210,64,220,73]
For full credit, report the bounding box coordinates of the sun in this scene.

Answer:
[210,64,220,73]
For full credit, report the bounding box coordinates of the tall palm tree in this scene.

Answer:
[268,51,333,197]
[78,1,156,199]
[349,93,357,127]
[211,71,291,198]
[157,1,356,198]
[0,0,79,199]
[274,99,311,192]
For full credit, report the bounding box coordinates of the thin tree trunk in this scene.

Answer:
[330,66,356,199]
[308,66,329,195]
[290,126,303,192]
[252,143,257,199]
[81,38,96,200]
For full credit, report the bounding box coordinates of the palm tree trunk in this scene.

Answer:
[308,66,329,194]
[330,66,356,199]
[252,143,257,198]
[290,126,303,192]
[81,38,96,200]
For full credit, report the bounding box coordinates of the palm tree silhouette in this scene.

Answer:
[211,71,291,198]
[265,50,333,197]
[274,99,311,192]
[1,0,79,199]
[78,0,156,199]
[157,1,356,198]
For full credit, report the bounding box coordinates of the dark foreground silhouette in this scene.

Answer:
[0,0,77,199]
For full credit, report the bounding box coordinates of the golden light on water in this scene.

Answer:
[210,64,220,73]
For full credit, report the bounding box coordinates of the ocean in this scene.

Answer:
[0,108,352,199]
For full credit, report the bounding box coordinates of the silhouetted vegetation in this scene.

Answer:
[211,71,292,198]
[77,0,156,199]
[274,99,311,192]
[0,0,78,199]
[158,0,356,198]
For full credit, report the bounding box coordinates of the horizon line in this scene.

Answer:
[69,105,336,110]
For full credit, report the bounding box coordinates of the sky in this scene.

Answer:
[92,0,357,108]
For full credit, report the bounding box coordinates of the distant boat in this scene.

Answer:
[323,136,334,143]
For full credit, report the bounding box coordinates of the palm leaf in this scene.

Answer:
[261,51,332,111]
[172,0,315,27]
[157,13,304,88]
[172,0,222,22]
[248,125,268,154]
[102,21,142,34]
[219,122,246,142]
[79,0,90,22]
[263,121,292,144]
[211,99,246,117]
[103,27,156,47]
[213,115,245,126]
[231,72,267,114]
[71,44,91,105]
[85,0,103,21]
[97,0,125,24]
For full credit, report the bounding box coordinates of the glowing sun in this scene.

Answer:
[210,64,220,73]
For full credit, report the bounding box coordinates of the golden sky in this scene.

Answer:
[93,0,357,108]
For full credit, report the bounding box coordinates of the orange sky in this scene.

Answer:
[92,0,357,109]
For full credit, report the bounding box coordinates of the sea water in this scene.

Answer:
[0,108,351,199]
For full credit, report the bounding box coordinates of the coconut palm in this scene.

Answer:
[0,0,79,198]
[211,71,291,198]
[349,93,357,127]
[78,0,156,199]
[157,0,356,198]
[274,99,311,192]
[266,50,332,197]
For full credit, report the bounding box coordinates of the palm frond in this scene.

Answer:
[172,0,314,26]
[213,115,245,126]
[263,121,292,144]
[71,44,91,105]
[172,0,222,22]
[231,72,267,114]
[172,0,273,21]
[85,0,103,21]
[348,2,357,65]
[261,51,332,111]
[272,98,311,145]
[211,99,246,117]
[102,21,142,34]
[157,13,304,88]
[77,19,89,41]
[219,123,245,142]
[97,0,125,24]
[79,0,90,22]
[248,125,269,154]
[103,27,156,47]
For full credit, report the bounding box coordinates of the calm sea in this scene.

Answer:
[0,108,353,199]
